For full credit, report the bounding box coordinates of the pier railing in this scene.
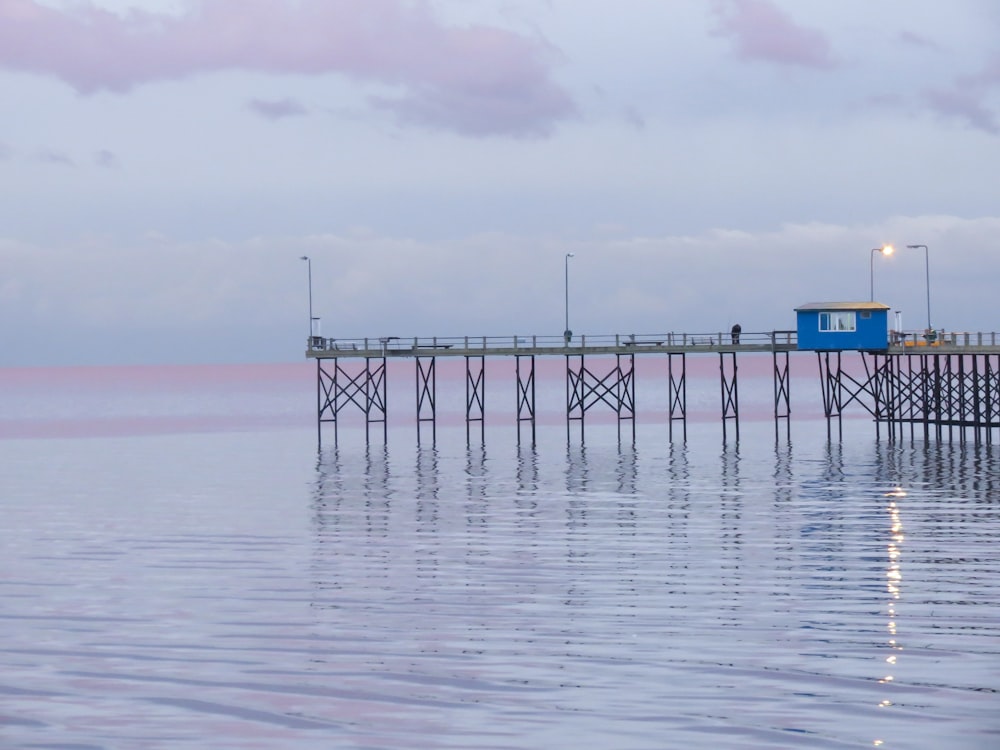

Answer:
[889,330,1000,350]
[306,330,800,357]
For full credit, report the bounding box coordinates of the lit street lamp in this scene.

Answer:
[564,252,575,343]
[300,255,314,341]
[906,244,932,332]
[869,244,894,302]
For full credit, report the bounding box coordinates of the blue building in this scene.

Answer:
[795,302,890,351]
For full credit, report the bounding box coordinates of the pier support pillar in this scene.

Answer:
[516,355,536,447]
[668,352,687,442]
[720,351,739,442]
[817,351,843,441]
[566,353,636,444]
[416,356,436,445]
[773,350,791,441]
[465,355,485,445]
[317,356,387,447]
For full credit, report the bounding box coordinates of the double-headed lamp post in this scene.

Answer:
[869,244,894,302]
[564,252,575,343]
[300,255,313,340]
[906,244,931,331]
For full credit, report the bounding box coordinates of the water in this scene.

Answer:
[1,365,999,749]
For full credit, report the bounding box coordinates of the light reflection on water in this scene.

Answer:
[2,421,999,749]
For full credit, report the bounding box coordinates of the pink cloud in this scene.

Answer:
[711,0,836,69]
[0,0,576,136]
[922,54,1000,135]
[924,86,999,135]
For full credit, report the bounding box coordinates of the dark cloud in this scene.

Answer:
[95,149,118,168]
[248,97,308,120]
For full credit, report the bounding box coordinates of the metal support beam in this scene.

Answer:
[773,350,791,441]
[465,355,485,445]
[817,351,843,441]
[719,351,739,442]
[516,355,536,447]
[668,352,687,442]
[415,356,436,445]
[317,356,387,447]
[617,353,636,443]
[566,353,636,444]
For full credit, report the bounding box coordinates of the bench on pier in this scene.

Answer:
[623,340,664,347]
[332,342,358,351]
[414,343,454,350]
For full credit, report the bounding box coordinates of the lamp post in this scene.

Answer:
[869,244,894,302]
[906,244,931,331]
[564,252,574,343]
[300,255,313,340]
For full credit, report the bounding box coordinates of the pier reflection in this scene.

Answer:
[297,423,1000,749]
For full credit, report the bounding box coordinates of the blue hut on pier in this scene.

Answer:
[795,302,890,351]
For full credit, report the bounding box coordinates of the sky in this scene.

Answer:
[2,0,1000,366]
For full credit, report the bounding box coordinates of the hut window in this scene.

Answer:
[819,311,856,332]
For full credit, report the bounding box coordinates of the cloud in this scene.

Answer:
[6,214,997,366]
[898,30,940,51]
[920,52,1000,135]
[923,86,998,134]
[0,0,576,136]
[34,149,75,166]
[95,149,118,168]
[711,0,836,69]
[248,97,308,120]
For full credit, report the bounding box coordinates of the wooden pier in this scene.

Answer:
[305,327,1000,446]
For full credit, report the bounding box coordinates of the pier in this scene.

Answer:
[305,329,1000,446]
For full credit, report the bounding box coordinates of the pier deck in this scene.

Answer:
[305,329,1000,446]
[306,331,799,359]
[306,330,1000,360]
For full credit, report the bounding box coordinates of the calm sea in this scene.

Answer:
[1,362,998,749]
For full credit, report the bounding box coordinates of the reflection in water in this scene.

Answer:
[516,444,539,496]
[616,444,638,496]
[293,426,1000,748]
[718,441,742,626]
[7,382,1000,750]
[416,446,440,501]
[874,486,907,747]
[565,442,588,494]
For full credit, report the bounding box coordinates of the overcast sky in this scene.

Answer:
[2,0,999,366]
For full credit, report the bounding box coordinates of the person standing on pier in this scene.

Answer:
[731,323,741,344]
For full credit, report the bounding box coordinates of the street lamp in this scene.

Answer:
[906,244,931,332]
[869,244,894,302]
[300,255,313,341]
[564,252,575,343]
